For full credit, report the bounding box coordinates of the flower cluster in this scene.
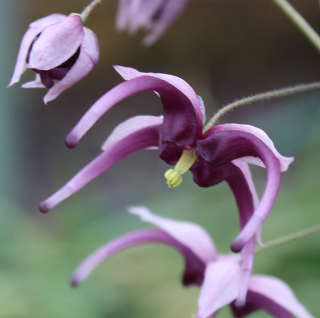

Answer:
[8,0,318,316]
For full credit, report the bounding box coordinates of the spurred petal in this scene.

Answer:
[197,127,282,252]
[66,66,202,148]
[28,14,84,70]
[128,206,217,264]
[224,160,257,305]
[22,74,45,88]
[232,275,314,318]
[143,0,190,46]
[71,228,204,287]
[212,124,294,172]
[114,66,203,123]
[101,115,163,151]
[196,257,241,318]
[39,120,161,212]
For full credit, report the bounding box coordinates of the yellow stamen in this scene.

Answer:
[164,150,197,188]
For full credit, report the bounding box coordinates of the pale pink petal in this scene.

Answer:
[102,115,163,151]
[129,206,217,264]
[116,0,133,30]
[82,27,99,64]
[29,13,66,28]
[143,0,190,46]
[39,121,161,212]
[28,15,84,70]
[22,74,45,88]
[242,275,314,317]
[196,257,241,318]
[70,229,199,286]
[214,124,294,172]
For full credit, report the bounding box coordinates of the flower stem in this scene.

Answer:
[81,0,102,22]
[255,224,320,255]
[271,0,320,52]
[204,81,320,131]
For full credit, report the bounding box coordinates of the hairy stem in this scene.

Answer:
[204,81,320,131]
[271,0,320,52]
[255,224,320,254]
[81,0,102,22]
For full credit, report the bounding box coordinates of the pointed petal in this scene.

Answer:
[101,115,163,151]
[71,229,196,286]
[28,15,84,70]
[9,26,42,86]
[128,206,217,264]
[22,74,45,88]
[224,161,256,305]
[197,127,283,252]
[232,275,314,318]
[212,124,294,172]
[66,66,202,148]
[114,66,204,124]
[143,0,190,45]
[29,13,66,28]
[39,120,161,212]
[197,257,241,318]
[116,0,133,30]
[82,27,99,64]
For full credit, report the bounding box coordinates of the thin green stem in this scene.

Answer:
[204,81,320,131]
[255,224,320,254]
[81,0,102,22]
[271,0,320,52]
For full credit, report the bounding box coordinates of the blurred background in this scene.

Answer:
[1,0,320,317]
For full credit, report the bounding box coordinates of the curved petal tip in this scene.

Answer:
[70,278,79,288]
[65,135,78,148]
[39,201,51,213]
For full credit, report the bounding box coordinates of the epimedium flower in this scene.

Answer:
[70,207,313,318]
[9,13,99,104]
[116,0,190,45]
[39,66,293,259]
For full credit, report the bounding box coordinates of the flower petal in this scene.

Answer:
[212,124,294,172]
[196,257,241,318]
[116,0,133,30]
[113,66,203,124]
[28,15,84,70]
[43,28,99,103]
[9,26,43,86]
[143,0,190,46]
[39,120,161,212]
[71,228,204,287]
[224,161,257,305]
[29,13,66,29]
[22,74,45,88]
[197,128,282,252]
[101,115,163,151]
[66,66,202,148]
[232,275,314,318]
[128,206,217,264]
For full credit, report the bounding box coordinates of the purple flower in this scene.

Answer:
[39,66,293,258]
[70,207,313,318]
[116,0,190,45]
[9,13,99,103]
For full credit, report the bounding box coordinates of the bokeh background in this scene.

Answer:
[1,0,320,317]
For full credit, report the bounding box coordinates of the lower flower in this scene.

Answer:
[70,207,313,318]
